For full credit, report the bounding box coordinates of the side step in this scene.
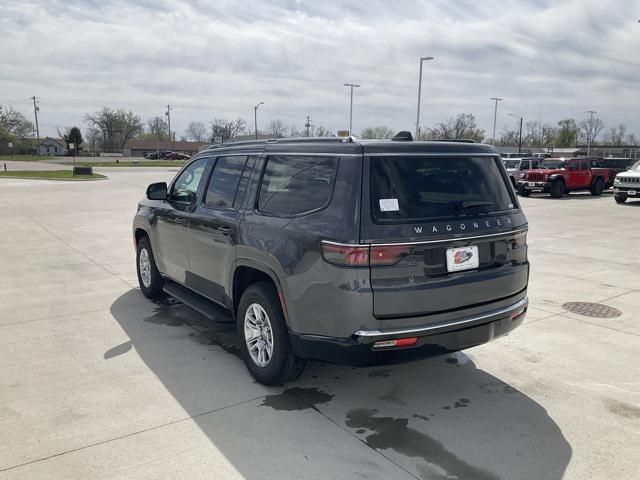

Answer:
[162,280,233,322]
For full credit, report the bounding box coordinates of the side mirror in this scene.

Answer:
[146,182,167,200]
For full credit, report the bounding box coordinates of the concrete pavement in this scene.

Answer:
[0,170,638,479]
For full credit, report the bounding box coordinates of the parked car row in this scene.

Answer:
[502,156,638,203]
[143,151,191,160]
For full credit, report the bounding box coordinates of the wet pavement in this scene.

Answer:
[0,170,638,479]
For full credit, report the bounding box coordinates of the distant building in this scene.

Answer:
[38,137,67,156]
[123,140,209,157]
[547,147,587,158]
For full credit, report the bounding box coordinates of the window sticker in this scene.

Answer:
[379,198,400,212]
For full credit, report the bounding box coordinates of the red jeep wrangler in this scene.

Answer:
[516,158,609,198]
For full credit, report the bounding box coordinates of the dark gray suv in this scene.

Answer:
[133,136,529,385]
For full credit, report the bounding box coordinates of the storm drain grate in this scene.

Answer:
[562,302,621,318]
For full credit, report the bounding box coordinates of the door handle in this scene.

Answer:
[217,226,234,235]
[174,217,188,225]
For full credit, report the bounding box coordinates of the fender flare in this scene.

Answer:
[230,258,289,323]
[548,173,564,182]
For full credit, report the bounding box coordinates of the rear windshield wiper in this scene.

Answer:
[460,201,494,209]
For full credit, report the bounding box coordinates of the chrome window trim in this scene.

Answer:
[322,227,527,248]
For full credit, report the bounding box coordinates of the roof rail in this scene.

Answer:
[204,136,348,151]
[429,139,476,143]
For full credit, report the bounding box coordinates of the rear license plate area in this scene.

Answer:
[446,246,479,272]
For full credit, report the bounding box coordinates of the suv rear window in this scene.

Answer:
[371,156,515,222]
[258,155,338,215]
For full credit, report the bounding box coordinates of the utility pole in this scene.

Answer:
[491,97,503,145]
[165,105,172,148]
[254,101,264,139]
[508,113,524,154]
[31,96,40,154]
[518,116,523,154]
[415,56,434,139]
[343,83,360,137]
[305,116,312,137]
[587,110,597,157]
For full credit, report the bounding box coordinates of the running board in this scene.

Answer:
[162,280,233,322]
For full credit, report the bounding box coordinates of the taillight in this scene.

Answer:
[369,245,410,266]
[321,242,410,267]
[321,242,369,266]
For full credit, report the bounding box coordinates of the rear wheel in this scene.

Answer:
[237,282,305,385]
[614,195,627,204]
[550,180,564,198]
[590,178,604,196]
[136,236,165,299]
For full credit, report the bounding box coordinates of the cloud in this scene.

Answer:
[1,0,639,139]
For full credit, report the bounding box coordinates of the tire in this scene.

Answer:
[590,178,604,196]
[237,282,305,385]
[136,236,165,299]
[550,180,564,198]
[517,186,530,197]
[614,195,627,204]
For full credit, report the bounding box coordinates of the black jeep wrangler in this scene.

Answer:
[133,135,529,385]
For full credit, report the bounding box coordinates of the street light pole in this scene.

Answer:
[343,83,360,137]
[587,110,597,157]
[254,102,264,140]
[491,97,503,145]
[165,104,172,148]
[415,56,434,140]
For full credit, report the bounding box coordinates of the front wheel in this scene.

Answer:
[590,179,604,196]
[237,282,305,385]
[550,181,564,198]
[517,186,530,197]
[136,236,165,299]
[614,195,627,204]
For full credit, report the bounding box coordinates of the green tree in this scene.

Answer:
[555,119,579,147]
[63,127,84,154]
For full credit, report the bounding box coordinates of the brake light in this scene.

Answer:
[321,242,410,267]
[321,242,369,266]
[369,245,410,266]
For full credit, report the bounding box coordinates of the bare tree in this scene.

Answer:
[185,121,208,142]
[602,124,630,146]
[210,118,246,142]
[523,120,556,148]
[360,126,395,139]
[85,107,143,151]
[579,116,605,145]
[497,126,519,147]
[422,113,485,143]
[266,119,287,137]
[313,125,334,137]
[287,125,304,137]
[136,117,169,141]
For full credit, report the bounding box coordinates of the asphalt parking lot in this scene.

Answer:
[1,168,638,480]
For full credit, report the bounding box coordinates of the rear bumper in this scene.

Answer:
[289,297,528,366]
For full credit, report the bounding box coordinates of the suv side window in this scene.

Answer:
[568,161,578,171]
[531,160,539,169]
[170,157,208,203]
[257,155,338,215]
[205,156,248,208]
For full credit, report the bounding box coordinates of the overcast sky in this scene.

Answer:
[1,0,639,139]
